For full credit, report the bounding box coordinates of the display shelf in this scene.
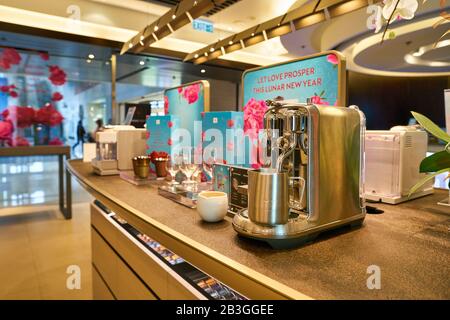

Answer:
[93,200,246,300]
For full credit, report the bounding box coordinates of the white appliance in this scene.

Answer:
[364,126,433,204]
[91,126,147,175]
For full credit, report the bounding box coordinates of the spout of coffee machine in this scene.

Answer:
[276,132,299,172]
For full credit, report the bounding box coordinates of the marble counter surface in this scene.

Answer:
[68,160,450,299]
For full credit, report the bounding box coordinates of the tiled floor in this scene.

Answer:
[0,157,93,300]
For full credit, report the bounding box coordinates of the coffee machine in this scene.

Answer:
[232,101,366,248]
[92,126,147,176]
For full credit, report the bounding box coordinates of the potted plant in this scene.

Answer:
[409,112,450,205]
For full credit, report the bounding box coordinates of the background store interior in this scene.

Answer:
[0,0,449,210]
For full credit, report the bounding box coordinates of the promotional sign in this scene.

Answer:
[242,51,346,108]
[164,80,210,152]
[146,115,180,167]
[212,164,231,196]
[202,111,251,166]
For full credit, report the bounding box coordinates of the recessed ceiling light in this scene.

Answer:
[139,60,145,65]
[201,69,206,73]
[228,41,233,45]
[154,26,159,31]
[251,33,255,37]
[128,43,133,48]
[88,54,95,59]
[204,52,208,57]
[210,48,214,52]
[194,54,199,58]
[86,59,92,63]
[172,14,176,20]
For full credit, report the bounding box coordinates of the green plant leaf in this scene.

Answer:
[411,111,450,143]
[420,151,450,172]
[408,168,449,197]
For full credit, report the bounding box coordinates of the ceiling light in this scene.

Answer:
[105,61,110,65]
[88,54,95,59]
[128,43,133,48]
[139,60,145,65]
[228,41,233,45]
[201,69,206,73]
[172,14,176,20]
[86,59,92,63]
[204,52,208,57]
[210,48,214,52]
[154,26,159,31]
[251,33,255,37]
[194,54,199,58]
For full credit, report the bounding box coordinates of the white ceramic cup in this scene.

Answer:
[196,191,228,222]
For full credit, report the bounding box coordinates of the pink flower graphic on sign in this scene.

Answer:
[182,83,200,104]
[167,138,172,146]
[145,131,150,139]
[177,87,183,94]
[167,121,173,128]
[201,112,205,118]
[326,54,338,65]
[201,131,206,141]
[164,96,169,115]
[243,98,267,139]
[227,119,234,128]
[309,95,329,105]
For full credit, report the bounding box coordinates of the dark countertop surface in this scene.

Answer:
[68,160,450,299]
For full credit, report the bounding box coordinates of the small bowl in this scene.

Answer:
[196,191,228,222]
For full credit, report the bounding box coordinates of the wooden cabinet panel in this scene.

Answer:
[92,227,157,300]
[91,203,201,300]
[92,267,114,300]
[92,228,117,290]
[115,253,158,300]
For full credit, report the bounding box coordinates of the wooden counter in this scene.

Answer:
[67,160,450,300]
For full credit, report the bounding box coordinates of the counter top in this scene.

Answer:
[68,160,450,299]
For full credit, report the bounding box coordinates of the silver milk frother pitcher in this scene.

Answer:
[247,170,290,225]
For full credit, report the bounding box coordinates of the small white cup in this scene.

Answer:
[196,191,228,222]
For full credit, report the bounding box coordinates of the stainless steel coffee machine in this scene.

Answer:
[232,101,366,248]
